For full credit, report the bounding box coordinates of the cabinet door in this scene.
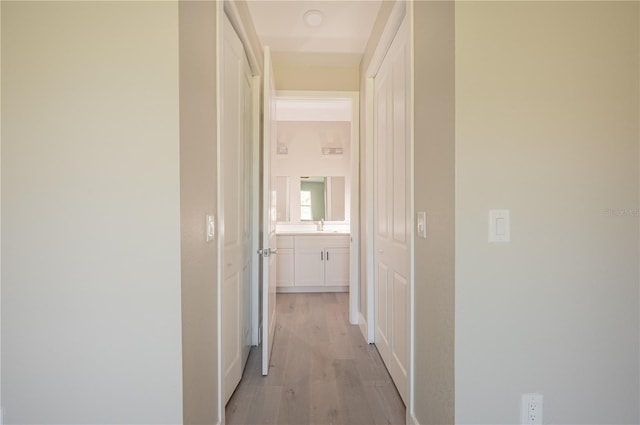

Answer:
[294,246,325,286]
[276,248,294,287]
[324,247,350,286]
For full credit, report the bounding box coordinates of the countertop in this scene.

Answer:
[276,231,350,236]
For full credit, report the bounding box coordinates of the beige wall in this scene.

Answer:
[413,2,455,424]
[178,1,219,424]
[1,2,183,423]
[274,64,359,92]
[455,2,640,423]
[275,121,352,223]
[275,121,352,177]
[0,1,3,411]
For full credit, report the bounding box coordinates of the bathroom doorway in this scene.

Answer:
[269,91,360,325]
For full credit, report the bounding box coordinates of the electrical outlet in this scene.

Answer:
[521,393,543,425]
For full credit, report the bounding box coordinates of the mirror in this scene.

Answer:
[275,175,347,223]
[299,176,346,222]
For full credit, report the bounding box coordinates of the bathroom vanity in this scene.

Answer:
[273,173,351,293]
[276,232,350,292]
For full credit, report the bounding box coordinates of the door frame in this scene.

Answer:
[223,0,414,423]
[275,90,360,326]
[364,0,415,423]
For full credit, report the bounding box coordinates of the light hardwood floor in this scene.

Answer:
[226,293,406,425]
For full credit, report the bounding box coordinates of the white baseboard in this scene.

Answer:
[358,312,369,342]
[276,285,348,293]
[408,411,420,425]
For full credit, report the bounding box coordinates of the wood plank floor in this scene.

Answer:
[226,293,406,425]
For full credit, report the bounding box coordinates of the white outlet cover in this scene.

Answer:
[520,393,543,425]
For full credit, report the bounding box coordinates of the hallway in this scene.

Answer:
[226,293,405,425]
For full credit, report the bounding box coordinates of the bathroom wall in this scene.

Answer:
[274,121,351,223]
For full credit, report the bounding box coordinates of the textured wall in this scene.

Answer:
[413,2,456,423]
[179,1,220,424]
[2,2,183,423]
[455,2,640,423]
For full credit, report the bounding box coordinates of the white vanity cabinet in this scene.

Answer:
[324,247,350,286]
[276,234,350,292]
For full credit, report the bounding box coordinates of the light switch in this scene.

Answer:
[489,210,510,242]
[496,217,506,236]
[417,211,427,239]
[206,214,215,242]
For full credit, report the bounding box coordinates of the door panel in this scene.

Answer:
[222,273,241,402]
[241,36,253,371]
[261,46,277,376]
[375,72,390,239]
[375,262,390,348]
[373,16,409,405]
[242,262,251,364]
[392,272,408,375]
[222,14,253,404]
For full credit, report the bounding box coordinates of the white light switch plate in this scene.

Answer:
[417,211,427,239]
[489,210,510,242]
[206,214,215,242]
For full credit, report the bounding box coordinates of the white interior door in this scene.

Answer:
[261,46,278,376]
[222,15,252,404]
[373,17,410,404]
[240,32,254,369]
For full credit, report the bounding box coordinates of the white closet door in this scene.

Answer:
[240,30,254,370]
[222,14,252,405]
[261,46,278,376]
[373,16,410,405]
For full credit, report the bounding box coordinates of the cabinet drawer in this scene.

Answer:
[295,235,349,249]
[277,236,294,249]
[323,235,349,248]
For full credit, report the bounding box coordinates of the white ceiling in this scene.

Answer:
[246,0,383,67]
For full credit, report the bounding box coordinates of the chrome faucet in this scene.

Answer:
[317,219,324,231]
